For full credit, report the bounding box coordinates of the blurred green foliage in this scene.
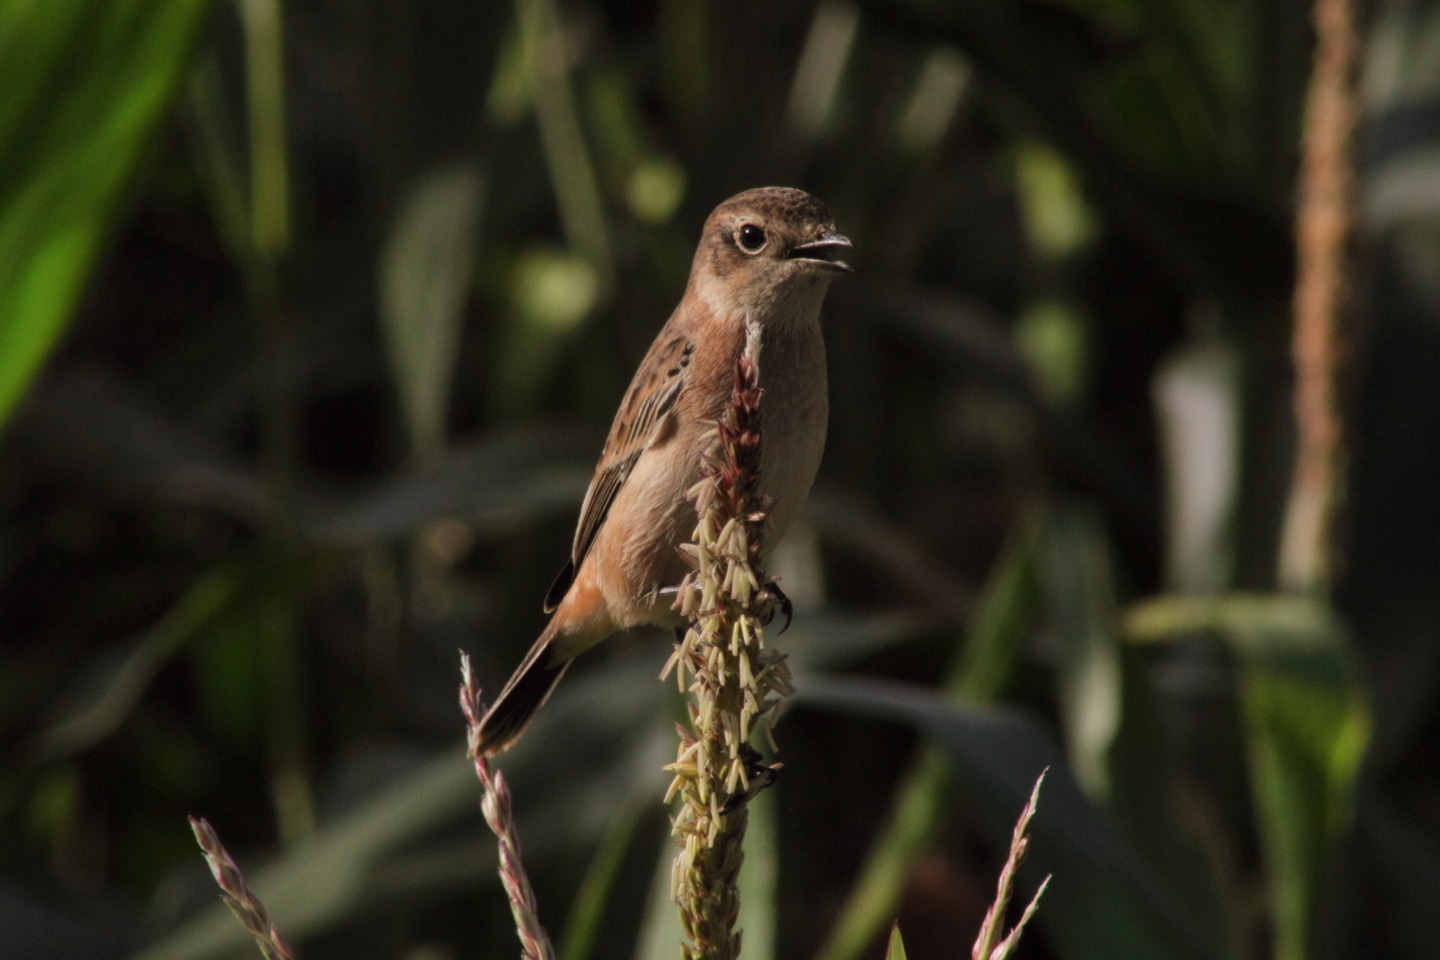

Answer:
[0,0,212,427]
[2,0,1437,959]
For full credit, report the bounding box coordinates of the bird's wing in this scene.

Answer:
[544,331,697,611]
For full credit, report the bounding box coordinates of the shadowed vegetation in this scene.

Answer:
[2,0,1437,958]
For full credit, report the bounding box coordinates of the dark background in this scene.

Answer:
[2,0,1437,958]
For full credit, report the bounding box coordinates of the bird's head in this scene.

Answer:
[689,187,851,319]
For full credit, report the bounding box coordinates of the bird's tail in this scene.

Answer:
[475,620,571,756]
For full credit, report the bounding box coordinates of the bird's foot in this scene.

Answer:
[722,743,782,813]
[759,580,794,633]
[660,579,792,633]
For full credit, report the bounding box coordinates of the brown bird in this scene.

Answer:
[476,187,851,755]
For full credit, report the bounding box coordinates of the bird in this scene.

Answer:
[475,186,851,755]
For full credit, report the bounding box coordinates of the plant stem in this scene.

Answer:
[662,326,794,960]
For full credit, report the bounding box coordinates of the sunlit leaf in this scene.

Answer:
[1014,143,1096,258]
[380,165,484,460]
[1014,299,1090,410]
[515,0,610,277]
[0,0,212,432]
[1039,508,1122,800]
[884,922,908,960]
[1152,337,1242,594]
[627,156,687,225]
[1242,666,1367,960]
[494,248,601,416]
[1122,591,1349,682]
[787,1,859,138]
[896,47,970,155]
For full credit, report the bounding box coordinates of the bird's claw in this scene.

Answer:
[662,580,792,633]
[761,581,794,634]
[722,743,782,813]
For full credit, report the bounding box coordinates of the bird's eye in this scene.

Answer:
[737,224,766,252]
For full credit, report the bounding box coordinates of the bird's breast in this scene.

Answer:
[755,314,828,553]
[597,302,829,628]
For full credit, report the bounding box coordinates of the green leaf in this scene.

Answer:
[1235,630,1367,960]
[0,0,212,432]
[1039,508,1123,800]
[885,922,908,960]
[812,508,1040,960]
[1123,592,1349,682]
[1123,588,1368,959]
[135,750,480,960]
[798,678,1225,960]
[380,166,484,460]
[558,796,645,960]
[1151,337,1242,593]
[495,247,601,416]
[22,553,312,762]
[634,817,687,960]
[1242,667,1366,960]
[304,430,593,545]
[737,789,779,960]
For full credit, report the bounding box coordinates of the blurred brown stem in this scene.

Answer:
[1278,0,1360,595]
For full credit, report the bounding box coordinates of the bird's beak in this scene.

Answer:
[788,231,853,273]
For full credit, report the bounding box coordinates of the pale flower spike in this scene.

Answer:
[971,768,1052,960]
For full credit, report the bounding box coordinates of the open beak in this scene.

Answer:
[788,230,853,273]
